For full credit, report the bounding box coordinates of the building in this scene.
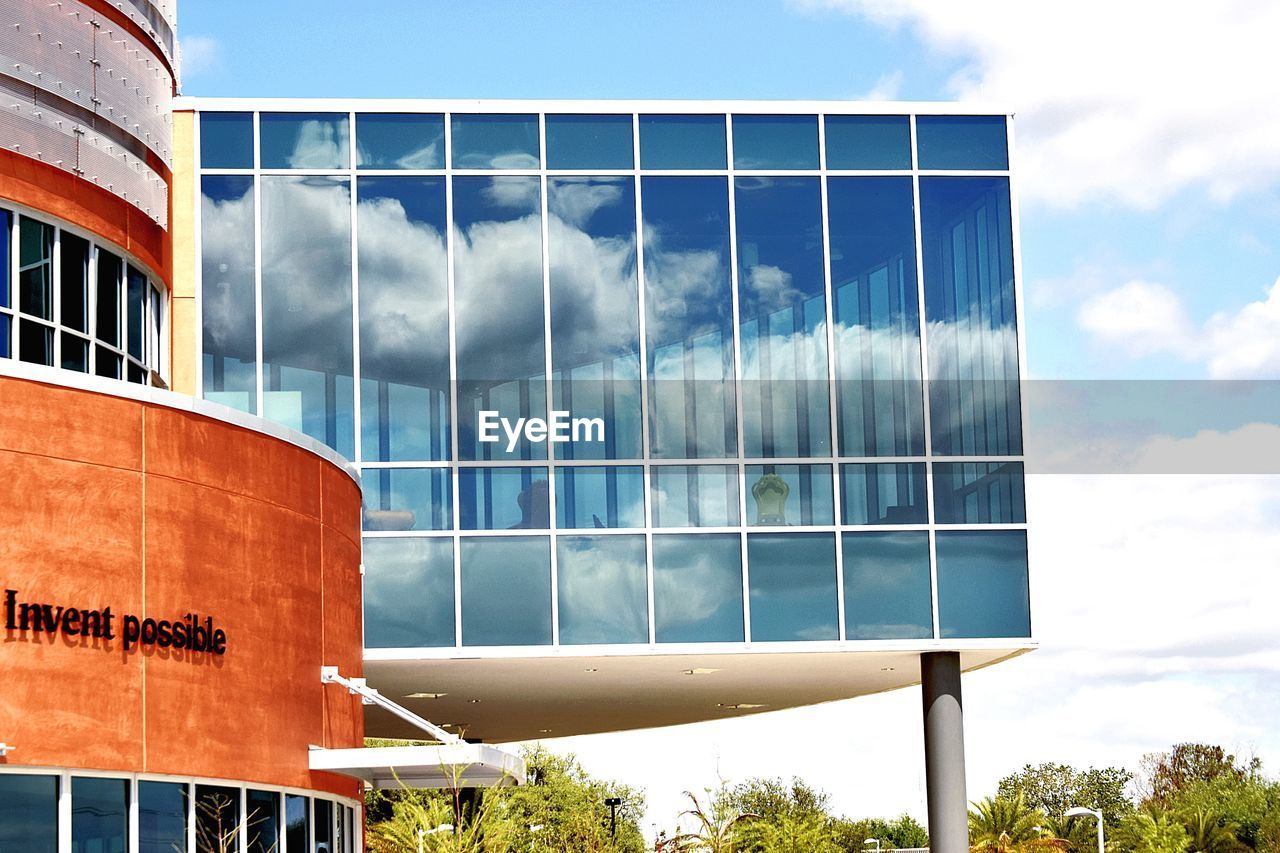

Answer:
[1,3,1032,851]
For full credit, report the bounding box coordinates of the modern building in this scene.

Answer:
[1,2,1032,851]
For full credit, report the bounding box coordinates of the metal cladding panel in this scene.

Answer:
[95,21,174,162]
[117,0,177,64]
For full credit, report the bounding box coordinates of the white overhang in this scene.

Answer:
[308,744,525,789]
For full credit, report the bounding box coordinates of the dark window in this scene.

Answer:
[195,785,240,853]
[933,461,1026,524]
[841,463,928,525]
[460,536,553,646]
[546,115,634,169]
[916,115,1009,170]
[284,795,310,853]
[245,790,279,853]
[824,116,911,170]
[0,774,58,853]
[139,781,188,853]
[639,115,727,169]
[200,112,254,168]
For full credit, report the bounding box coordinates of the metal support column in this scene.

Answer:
[922,651,968,853]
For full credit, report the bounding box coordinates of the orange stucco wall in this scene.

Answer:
[0,375,364,798]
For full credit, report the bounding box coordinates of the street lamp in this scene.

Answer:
[605,797,623,837]
[864,838,882,853]
[1066,807,1104,853]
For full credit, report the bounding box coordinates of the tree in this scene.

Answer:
[1177,807,1245,853]
[724,776,838,852]
[1141,745,1258,808]
[998,763,1134,831]
[1115,809,1192,853]
[667,789,758,852]
[969,794,1068,853]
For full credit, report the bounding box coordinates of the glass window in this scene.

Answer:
[60,232,89,333]
[314,800,333,853]
[245,790,279,853]
[557,534,648,644]
[452,176,547,460]
[357,176,451,461]
[260,113,349,169]
[639,115,727,170]
[1,315,9,360]
[734,176,831,457]
[546,115,634,169]
[201,175,257,414]
[96,249,122,348]
[651,465,739,528]
[642,176,736,458]
[920,177,1021,456]
[548,176,642,460]
[139,781,187,853]
[731,115,819,170]
[841,463,927,525]
[450,114,539,169]
[460,536,552,646]
[19,319,52,366]
[1,208,11,309]
[362,468,452,531]
[126,265,147,366]
[260,176,354,458]
[61,330,88,372]
[555,466,645,529]
[748,532,837,641]
[356,113,445,169]
[0,774,58,853]
[828,177,924,456]
[195,785,240,853]
[916,115,1009,170]
[933,461,1026,524]
[653,533,743,642]
[19,217,53,320]
[95,347,122,379]
[936,530,1030,638]
[363,537,455,648]
[843,531,932,639]
[824,115,911,170]
[459,466,549,530]
[200,112,254,168]
[284,795,309,853]
[745,464,833,526]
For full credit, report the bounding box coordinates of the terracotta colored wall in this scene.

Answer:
[0,376,364,798]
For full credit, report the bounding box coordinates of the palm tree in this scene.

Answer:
[1178,808,1244,853]
[669,790,759,852]
[1114,808,1191,853]
[969,794,1068,853]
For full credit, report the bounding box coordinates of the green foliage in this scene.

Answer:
[1141,746,1259,809]
[666,789,759,852]
[829,814,930,851]
[998,763,1134,831]
[1115,808,1192,853]
[969,794,1066,853]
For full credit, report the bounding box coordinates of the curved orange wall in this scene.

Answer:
[0,375,364,798]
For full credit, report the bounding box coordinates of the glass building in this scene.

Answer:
[187,101,1030,753]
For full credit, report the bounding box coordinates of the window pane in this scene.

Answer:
[284,795,309,853]
[460,536,552,646]
[357,176,451,461]
[260,113,349,169]
[828,177,924,456]
[732,115,818,170]
[653,533,743,642]
[0,774,58,853]
[195,785,240,853]
[842,531,932,639]
[824,115,911,170]
[450,114,539,169]
[18,217,53,319]
[18,319,52,366]
[933,461,1026,524]
[201,175,257,414]
[95,348,122,379]
[652,465,739,528]
[200,112,254,168]
[459,467,549,530]
[557,534,648,644]
[548,176,641,459]
[314,800,332,853]
[356,113,444,169]
[96,250,122,348]
[555,466,645,529]
[748,532,837,641]
[735,176,830,457]
[127,266,146,362]
[452,177,546,460]
[920,177,1021,456]
[642,176,736,458]
[936,530,1030,638]
[362,468,452,531]
[916,115,1009,170]
[841,463,927,525]
[139,781,187,853]
[61,332,89,372]
[745,464,833,526]
[245,790,279,853]
[1,208,11,308]
[546,115,633,169]
[60,232,89,332]
[0,315,10,359]
[639,115,727,169]
[261,177,354,458]
[363,537,455,648]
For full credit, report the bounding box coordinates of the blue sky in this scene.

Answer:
[178,0,1280,834]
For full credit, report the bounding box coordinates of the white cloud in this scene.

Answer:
[795,0,1280,209]
[863,70,904,101]
[179,35,220,80]
[1078,275,1280,377]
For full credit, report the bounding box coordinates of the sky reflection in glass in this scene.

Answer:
[260,113,349,169]
[356,113,444,169]
[451,114,540,169]
[639,115,727,169]
[201,175,256,414]
[748,532,837,641]
[546,115,634,169]
[199,112,253,168]
[653,533,743,643]
[555,466,645,529]
[557,534,648,644]
[363,537,454,648]
[824,115,911,170]
[461,536,552,646]
[843,531,932,639]
[731,115,819,170]
[936,530,1030,638]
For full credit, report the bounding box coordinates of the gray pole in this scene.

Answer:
[921,651,968,853]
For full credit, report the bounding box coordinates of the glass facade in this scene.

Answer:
[196,107,1029,650]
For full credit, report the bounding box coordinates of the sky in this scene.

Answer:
[177,0,1280,836]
